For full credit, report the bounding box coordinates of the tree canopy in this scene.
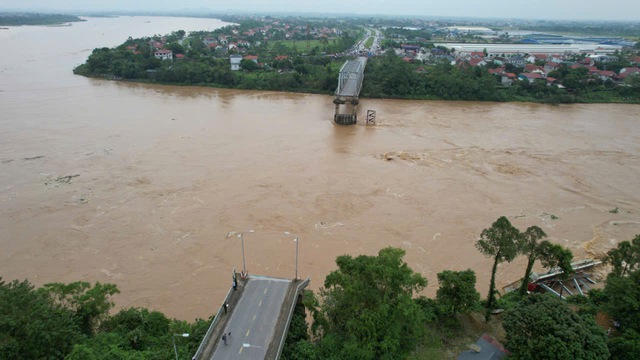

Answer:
[0,278,83,360]
[503,293,610,360]
[309,247,427,359]
[518,225,573,295]
[475,216,521,320]
[435,269,480,315]
[603,234,640,277]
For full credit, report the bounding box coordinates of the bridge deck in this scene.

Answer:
[195,275,309,360]
[337,78,360,97]
[336,57,367,98]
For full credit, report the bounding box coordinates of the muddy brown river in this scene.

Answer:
[1,16,639,321]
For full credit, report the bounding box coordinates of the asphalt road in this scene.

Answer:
[210,276,291,360]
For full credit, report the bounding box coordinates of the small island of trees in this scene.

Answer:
[0,13,85,26]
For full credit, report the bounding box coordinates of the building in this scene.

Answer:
[244,55,258,63]
[154,50,173,61]
[230,55,243,71]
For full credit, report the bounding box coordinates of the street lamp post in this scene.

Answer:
[226,230,254,275]
[172,333,189,360]
[294,237,299,280]
[285,232,299,281]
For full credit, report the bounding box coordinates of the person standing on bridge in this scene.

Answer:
[222,333,228,346]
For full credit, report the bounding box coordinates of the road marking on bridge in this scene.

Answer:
[239,347,243,354]
[258,300,263,307]
[264,288,268,294]
[246,329,251,337]
[253,314,257,321]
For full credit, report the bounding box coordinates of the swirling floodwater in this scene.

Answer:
[1,16,639,320]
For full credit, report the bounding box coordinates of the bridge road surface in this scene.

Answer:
[210,276,291,359]
[336,58,367,97]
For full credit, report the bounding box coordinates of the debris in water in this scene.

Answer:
[314,221,343,231]
[45,174,80,188]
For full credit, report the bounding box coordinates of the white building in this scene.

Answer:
[230,55,243,71]
[437,43,623,56]
[154,50,173,61]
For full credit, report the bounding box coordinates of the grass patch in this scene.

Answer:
[609,207,619,214]
[364,36,374,48]
[269,39,325,50]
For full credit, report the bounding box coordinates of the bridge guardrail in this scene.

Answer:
[274,277,311,359]
[192,281,236,359]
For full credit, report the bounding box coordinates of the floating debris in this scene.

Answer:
[45,174,80,187]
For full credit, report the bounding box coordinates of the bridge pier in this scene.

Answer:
[333,97,358,125]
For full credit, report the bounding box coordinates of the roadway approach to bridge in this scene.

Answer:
[193,275,310,360]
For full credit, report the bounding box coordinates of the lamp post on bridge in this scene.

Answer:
[226,230,254,276]
[172,333,189,360]
[284,232,299,281]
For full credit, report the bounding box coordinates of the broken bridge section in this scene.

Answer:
[193,275,310,360]
[334,57,367,125]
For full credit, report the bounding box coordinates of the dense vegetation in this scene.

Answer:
[71,16,640,104]
[0,13,84,26]
[361,50,640,103]
[74,43,640,104]
[3,227,640,359]
[0,279,209,359]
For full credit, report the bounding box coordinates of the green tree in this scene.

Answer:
[518,226,574,296]
[475,216,521,321]
[0,278,82,360]
[603,269,640,332]
[503,293,609,360]
[240,58,259,72]
[604,234,640,277]
[42,281,120,336]
[435,269,480,315]
[310,247,427,359]
[608,328,640,360]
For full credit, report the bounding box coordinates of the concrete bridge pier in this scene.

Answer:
[333,97,358,125]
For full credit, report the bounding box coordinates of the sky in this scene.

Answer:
[1,0,639,21]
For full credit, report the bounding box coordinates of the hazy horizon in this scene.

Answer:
[1,0,639,22]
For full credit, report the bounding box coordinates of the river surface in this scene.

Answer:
[1,16,639,321]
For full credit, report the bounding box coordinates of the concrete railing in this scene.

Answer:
[192,280,237,360]
[274,277,311,360]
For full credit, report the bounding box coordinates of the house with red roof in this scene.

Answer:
[501,73,517,85]
[469,58,487,67]
[619,67,640,79]
[244,55,258,63]
[544,62,560,73]
[596,70,615,81]
[488,67,505,76]
[524,64,543,73]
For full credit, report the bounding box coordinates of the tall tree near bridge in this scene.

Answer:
[475,216,521,321]
[517,226,574,296]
